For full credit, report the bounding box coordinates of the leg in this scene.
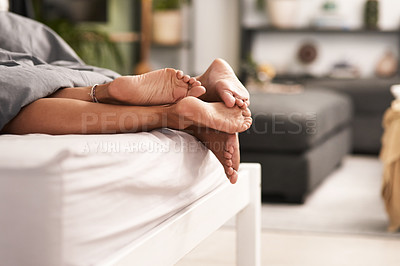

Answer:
[2,98,169,135]
[49,69,206,106]
[2,97,251,136]
[196,58,250,108]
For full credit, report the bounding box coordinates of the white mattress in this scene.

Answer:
[0,129,226,266]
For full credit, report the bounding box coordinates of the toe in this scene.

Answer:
[225,145,234,153]
[177,70,184,79]
[242,108,251,117]
[225,158,233,167]
[240,100,250,110]
[229,170,238,184]
[183,75,191,83]
[243,118,253,130]
[191,80,202,87]
[224,151,233,159]
[225,166,234,176]
[188,85,206,97]
[239,120,252,133]
[235,98,245,108]
[188,77,197,84]
[220,90,236,108]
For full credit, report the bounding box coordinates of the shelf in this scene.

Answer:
[272,75,400,83]
[240,0,400,79]
[151,41,191,49]
[109,32,140,43]
[243,26,400,34]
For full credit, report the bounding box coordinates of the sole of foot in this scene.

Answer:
[175,96,252,134]
[107,68,206,105]
[197,58,250,108]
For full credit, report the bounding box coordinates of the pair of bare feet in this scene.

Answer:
[98,59,251,184]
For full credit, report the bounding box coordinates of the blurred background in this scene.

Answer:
[6,0,399,80]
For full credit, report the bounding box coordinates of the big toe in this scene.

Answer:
[188,85,206,98]
[220,90,236,108]
[176,70,184,79]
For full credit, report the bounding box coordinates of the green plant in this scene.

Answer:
[45,19,123,69]
[31,0,123,70]
[256,0,265,10]
[242,55,276,83]
[242,56,260,82]
[153,0,189,11]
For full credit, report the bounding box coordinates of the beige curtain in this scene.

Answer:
[380,100,400,232]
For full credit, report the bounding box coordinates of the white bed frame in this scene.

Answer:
[101,163,261,266]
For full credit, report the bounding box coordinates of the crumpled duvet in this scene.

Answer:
[0,11,120,130]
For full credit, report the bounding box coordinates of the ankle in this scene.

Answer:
[95,82,114,103]
[165,104,191,130]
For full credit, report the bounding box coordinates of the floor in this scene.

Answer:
[255,155,393,237]
[177,156,400,266]
[177,228,400,266]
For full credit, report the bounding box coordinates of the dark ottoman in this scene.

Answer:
[304,78,397,154]
[240,89,353,203]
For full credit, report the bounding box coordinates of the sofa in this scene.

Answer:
[240,77,400,203]
[240,88,353,203]
[304,77,399,154]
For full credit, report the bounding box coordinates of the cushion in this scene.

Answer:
[305,78,397,115]
[240,89,352,153]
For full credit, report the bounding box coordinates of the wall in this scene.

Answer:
[192,0,241,74]
[148,0,241,75]
[247,0,400,78]
[0,0,8,11]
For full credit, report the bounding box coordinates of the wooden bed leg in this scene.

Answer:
[236,163,261,266]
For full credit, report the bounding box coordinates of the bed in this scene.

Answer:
[0,129,261,266]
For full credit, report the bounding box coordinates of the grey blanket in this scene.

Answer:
[0,11,120,130]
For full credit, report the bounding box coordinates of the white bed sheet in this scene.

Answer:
[0,129,226,266]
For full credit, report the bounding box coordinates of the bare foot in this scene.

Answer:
[106,68,206,105]
[173,96,252,134]
[197,58,250,108]
[189,126,240,183]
